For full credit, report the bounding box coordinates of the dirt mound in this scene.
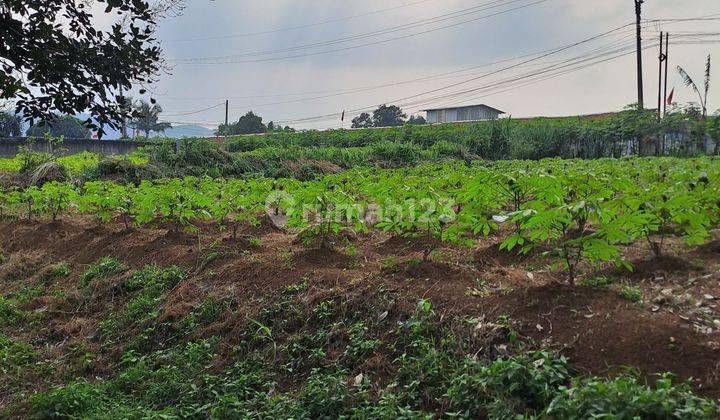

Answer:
[489,283,720,396]
[699,239,720,255]
[292,248,353,269]
[474,242,532,268]
[377,235,435,254]
[2,218,720,399]
[0,171,28,189]
[619,255,697,281]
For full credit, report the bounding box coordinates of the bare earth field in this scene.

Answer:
[2,216,720,410]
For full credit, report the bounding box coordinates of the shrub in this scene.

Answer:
[80,257,123,287]
[619,284,644,303]
[84,158,161,184]
[545,374,719,419]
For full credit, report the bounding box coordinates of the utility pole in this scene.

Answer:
[225,100,229,126]
[634,0,645,110]
[663,32,670,116]
[119,84,128,139]
[661,32,670,154]
[656,31,667,155]
[657,31,665,121]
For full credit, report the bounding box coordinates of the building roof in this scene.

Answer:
[421,104,505,114]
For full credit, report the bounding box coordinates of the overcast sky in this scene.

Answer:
[117,0,720,130]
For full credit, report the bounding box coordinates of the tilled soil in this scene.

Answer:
[1,218,720,398]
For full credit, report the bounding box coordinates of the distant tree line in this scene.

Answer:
[216,111,294,136]
[26,115,91,138]
[0,111,22,137]
[0,98,173,140]
[351,104,425,129]
[1,0,179,138]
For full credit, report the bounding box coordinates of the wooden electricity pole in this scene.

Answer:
[656,31,667,155]
[657,31,665,121]
[634,0,645,110]
[120,84,128,139]
[663,32,670,116]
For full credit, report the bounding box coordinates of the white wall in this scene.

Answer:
[426,106,500,123]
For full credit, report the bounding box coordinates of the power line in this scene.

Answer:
[227,45,627,111]
[170,0,551,64]
[171,0,521,61]
[155,14,720,128]
[277,32,720,127]
[261,16,720,125]
[161,45,594,102]
[164,0,436,42]
[272,22,638,124]
[159,15,717,101]
[158,35,627,126]
[162,102,226,117]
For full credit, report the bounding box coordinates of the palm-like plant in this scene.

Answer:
[677,55,711,118]
[132,100,171,138]
[119,95,134,139]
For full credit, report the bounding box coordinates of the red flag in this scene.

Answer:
[341,110,345,122]
[666,87,675,105]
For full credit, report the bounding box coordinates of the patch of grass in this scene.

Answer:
[100,265,185,345]
[67,342,96,373]
[39,262,72,284]
[180,296,231,334]
[8,284,44,306]
[0,287,45,328]
[380,256,399,271]
[281,251,295,269]
[406,257,422,266]
[0,335,37,376]
[123,265,183,293]
[545,373,718,418]
[80,257,123,287]
[247,236,261,248]
[9,290,719,419]
[466,278,490,297]
[342,321,380,366]
[0,297,25,327]
[578,275,615,287]
[619,284,644,303]
[283,278,309,295]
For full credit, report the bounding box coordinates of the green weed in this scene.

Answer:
[619,284,644,303]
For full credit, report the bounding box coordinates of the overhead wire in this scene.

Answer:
[271,22,638,124]
[170,0,551,64]
[164,0,436,42]
[154,14,720,129]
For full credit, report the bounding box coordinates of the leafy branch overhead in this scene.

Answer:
[0,0,172,137]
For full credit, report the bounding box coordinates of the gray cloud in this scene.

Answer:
[138,0,720,129]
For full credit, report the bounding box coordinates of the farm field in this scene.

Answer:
[4,0,720,417]
[2,156,720,417]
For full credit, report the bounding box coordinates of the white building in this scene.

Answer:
[423,104,504,124]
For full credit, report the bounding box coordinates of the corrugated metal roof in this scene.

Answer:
[421,104,505,114]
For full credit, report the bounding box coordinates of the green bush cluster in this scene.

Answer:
[15,294,718,419]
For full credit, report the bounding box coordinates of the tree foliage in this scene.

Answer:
[407,115,426,125]
[351,112,373,129]
[677,54,712,118]
[267,121,293,133]
[372,104,406,127]
[26,115,91,139]
[131,100,171,138]
[217,111,267,135]
[0,111,22,137]
[0,0,168,137]
[351,105,408,128]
